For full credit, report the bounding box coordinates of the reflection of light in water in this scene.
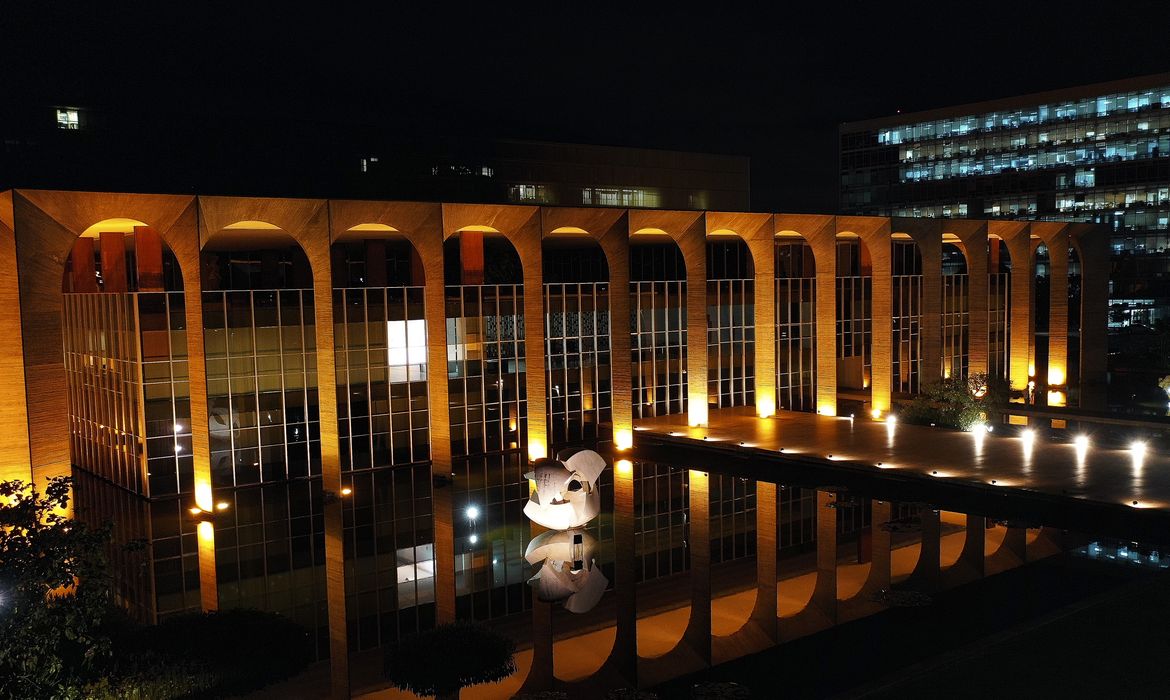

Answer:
[1020,429,1035,461]
[1131,440,1147,470]
[972,423,986,455]
[885,414,896,445]
[466,505,479,520]
[1074,434,1089,470]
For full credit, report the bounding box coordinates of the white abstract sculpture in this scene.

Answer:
[524,528,608,614]
[522,448,606,530]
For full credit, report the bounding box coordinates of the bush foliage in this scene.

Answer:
[900,372,1011,431]
[0,477,313,699]
[385,619,516,698]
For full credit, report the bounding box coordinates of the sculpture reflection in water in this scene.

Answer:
[522,448,608,613]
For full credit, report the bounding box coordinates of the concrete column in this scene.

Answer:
[954,223,989,376]
[900,220,941,383]
[997,222,1033,396]
[847,217,893,414]
[946,514,985,588]
[611,458,638,683]
[683,226,709,427]
[1072,224,1110,409]
[907,507,940,593]
[753,480,778,639]
[869,501,892,593]
[685,468,712,664]
[1041,225,1070,395]
[811,490,837,624]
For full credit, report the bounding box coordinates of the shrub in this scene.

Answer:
[385,619,516,699]
[901,373,1010,431]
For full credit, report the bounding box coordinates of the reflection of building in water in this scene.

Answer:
[5,192,1105,695]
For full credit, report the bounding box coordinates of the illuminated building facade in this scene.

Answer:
[0,191,1104,695]
[840,72,1170,329]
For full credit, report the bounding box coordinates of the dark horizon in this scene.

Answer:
[4,4,1170,211]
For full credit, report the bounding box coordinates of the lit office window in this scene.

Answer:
[56,107,80,129]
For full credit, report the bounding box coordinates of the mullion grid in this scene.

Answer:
[942,273,970,380]
[707,277,755,409]
[836,242,872,381]
[892,274,923,393]
[207,288,319,488]
[633,462,690,583]
[544,282,613,449]
[630,280,688,419]
[709,474,757,565]
[62,292,148,493]
[775,241,816,412]
[892,240,923,394]
[447,284,525,458]
[989,272,1011,382]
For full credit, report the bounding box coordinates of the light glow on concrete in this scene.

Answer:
[614,428,633,451]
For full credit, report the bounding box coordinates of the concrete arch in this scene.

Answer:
[11,191,200,490]
[196,196,350,695]
[706,213,775,418]
[630,210,707,427]
[834,225,882,414]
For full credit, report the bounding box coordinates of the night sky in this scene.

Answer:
[4,3,1170,212]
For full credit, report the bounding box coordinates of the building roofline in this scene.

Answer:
[839,71,1170,133]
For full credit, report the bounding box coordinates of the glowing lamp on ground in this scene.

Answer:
[528,438,547,462]
[756,394,776,419]
[1047,367,1066,386]
[817,404,836,417]
[688,403,708,428]
[871,408,882,420]
[614,428,633,451]
[195,482,213,513]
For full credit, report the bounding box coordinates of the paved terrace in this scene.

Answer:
[633,407,1170,542]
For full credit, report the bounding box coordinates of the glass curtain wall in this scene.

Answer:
[706,239,755,410]
[631,241,688,419]
[543,242,613,449]
[444,235,533,622]
[836,239,872,391]
[332,238,434,650]
[201,244,328,655]
[892,239,923,394]
[942,242,970,380]
[775,239,816,412]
